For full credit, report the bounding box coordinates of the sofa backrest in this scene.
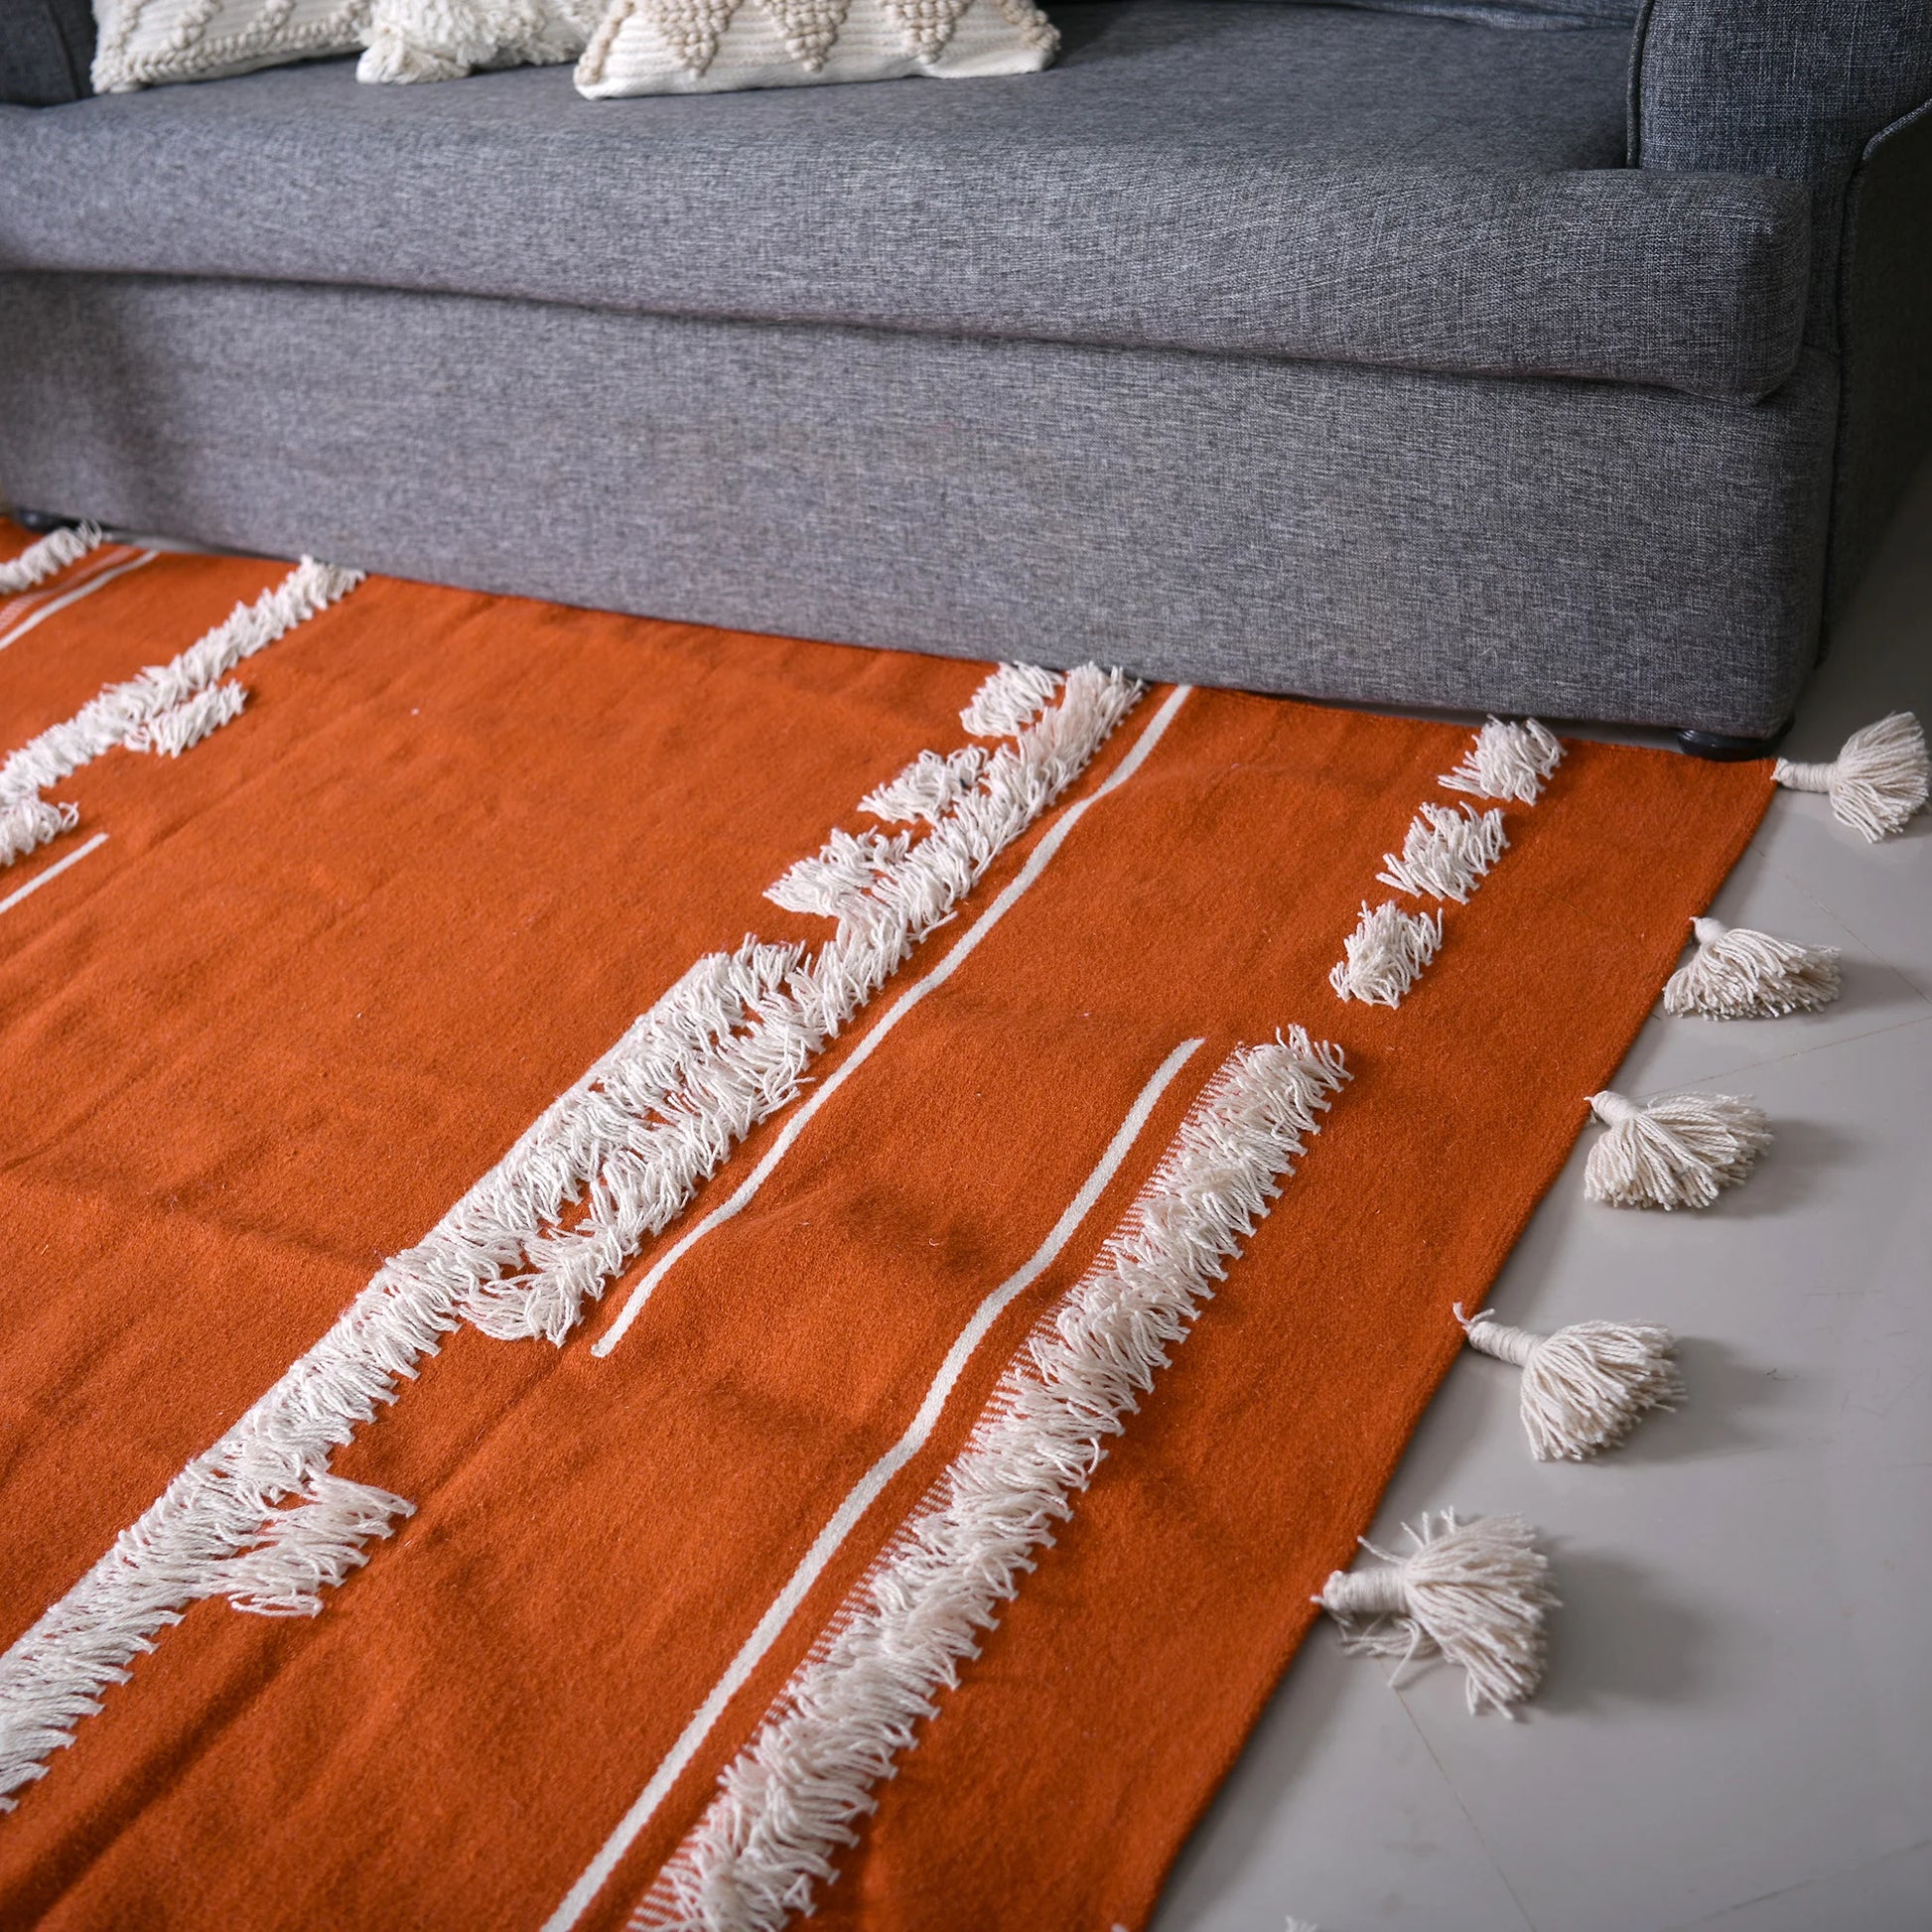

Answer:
[1631,0,1932,346]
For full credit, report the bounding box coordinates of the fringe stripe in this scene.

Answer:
[0,664,1140,1814]
[0,559,363,870]
[960,663,1062,739]
[543,1038,1206,1932]
[590,680,1187,1359]
[625,1032,1349,1932]
[0,523,103,597]
[0,548,156,655]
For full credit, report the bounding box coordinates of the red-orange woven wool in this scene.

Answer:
[0,522,1770,1930]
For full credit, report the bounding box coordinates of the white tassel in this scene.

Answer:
[1439,717,1564,805]
[1456,1304,1680,1460]
[764,827,911,917]
[1663,916,1842,1019]
[960,662,1061,739]
[1773,712,1927,841]
[1376,802,1507,903]
[0,796,77,865]
[1584,1089,1770,1209]
[124,681,248,758]
[0,522,103,596]
[859,746,986,825]
[1316,1511,1555,1717]
[1328,899,1443,1007]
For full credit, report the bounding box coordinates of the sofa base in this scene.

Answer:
[0,271,1840,737]
[1676,723,1793,759]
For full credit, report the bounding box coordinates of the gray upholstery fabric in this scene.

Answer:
[1313,1,1636,25]
[0,0,94,105]
[1828,97,1932,621]
[1632,0,1932,345]
[0,272,1836,737]
[0,6,1807,400]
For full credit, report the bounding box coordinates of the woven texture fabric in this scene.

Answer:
[0,271,1836,737]
[0,0,94,104]
[1632,0,1932,343]
[0,516,1774,1930]
[89,0,368,90]
[1320,0,1636,23]
[1828,96,1932,620]
[0,8,1806,398]
[577,0,1059,98]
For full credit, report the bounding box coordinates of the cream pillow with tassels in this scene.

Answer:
[575,0,1057,99]
[356,0,603,81]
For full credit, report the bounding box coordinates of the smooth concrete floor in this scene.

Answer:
[1152,471,1932,1932]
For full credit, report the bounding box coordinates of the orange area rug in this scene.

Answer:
[0,523,1776,1931]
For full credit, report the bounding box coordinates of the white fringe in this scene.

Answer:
[764,828,911,918]
[0,558,363,870]
[960,662,1062,739]
[0,796,78,867]
[0,667,1141,1813]
[1317,1511,1555,1718]
[1662,916,1842,1020]
[0,522,103,597]
[1376,803,1507,904]
[631,1032,1350,1932]
[1328,900,1443,1007]
[1439,717,1564,805]
[480,666,1142,1345]
[1773,711,1928,842]
[125,681,249,758]
[1584,1089,1771,1210]
[1457,1304,1680,1461]
[859,747,986,826]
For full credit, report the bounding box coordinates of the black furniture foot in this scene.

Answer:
[1676,722,1793,760]
[8,508,82,534]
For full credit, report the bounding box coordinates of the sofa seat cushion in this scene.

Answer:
[0,1,1810,400]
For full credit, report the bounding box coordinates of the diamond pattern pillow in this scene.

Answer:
[90,0,368,90]
[575,0,1058,99]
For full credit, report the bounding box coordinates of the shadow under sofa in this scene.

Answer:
[1,0,1928,745]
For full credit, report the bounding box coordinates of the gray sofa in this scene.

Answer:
[2,0,1928,746]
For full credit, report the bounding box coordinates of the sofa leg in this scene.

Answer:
[6,507,82,534]
[1676,722,1793,760]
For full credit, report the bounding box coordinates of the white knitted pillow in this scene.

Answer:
[576,0,1057,99]
[91,0,369,89]
[356,0,603,81]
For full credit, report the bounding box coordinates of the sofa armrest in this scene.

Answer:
[1630,0,1932,346]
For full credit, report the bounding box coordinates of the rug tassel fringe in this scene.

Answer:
[0,522,103,596]
[1773,711,1927,841]
[1315,1510,1555,1717]
[217,1475,414,1616]
[126,682,249,759]
[1376,802,1507,904]
[1663,916,1842,1019]
[1456,1304,1680,1460]
[0,796,78,865]
[1584,1089,1770,1210]
[1329,900,1443,1007]
[1439,716,1564,804]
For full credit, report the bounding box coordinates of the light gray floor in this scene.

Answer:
[1153,468,1932,1932]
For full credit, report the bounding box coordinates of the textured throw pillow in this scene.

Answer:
[575,0,1058,100]
[1,0,96,103]
[356,0,603,81]
[90,0,368,90]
